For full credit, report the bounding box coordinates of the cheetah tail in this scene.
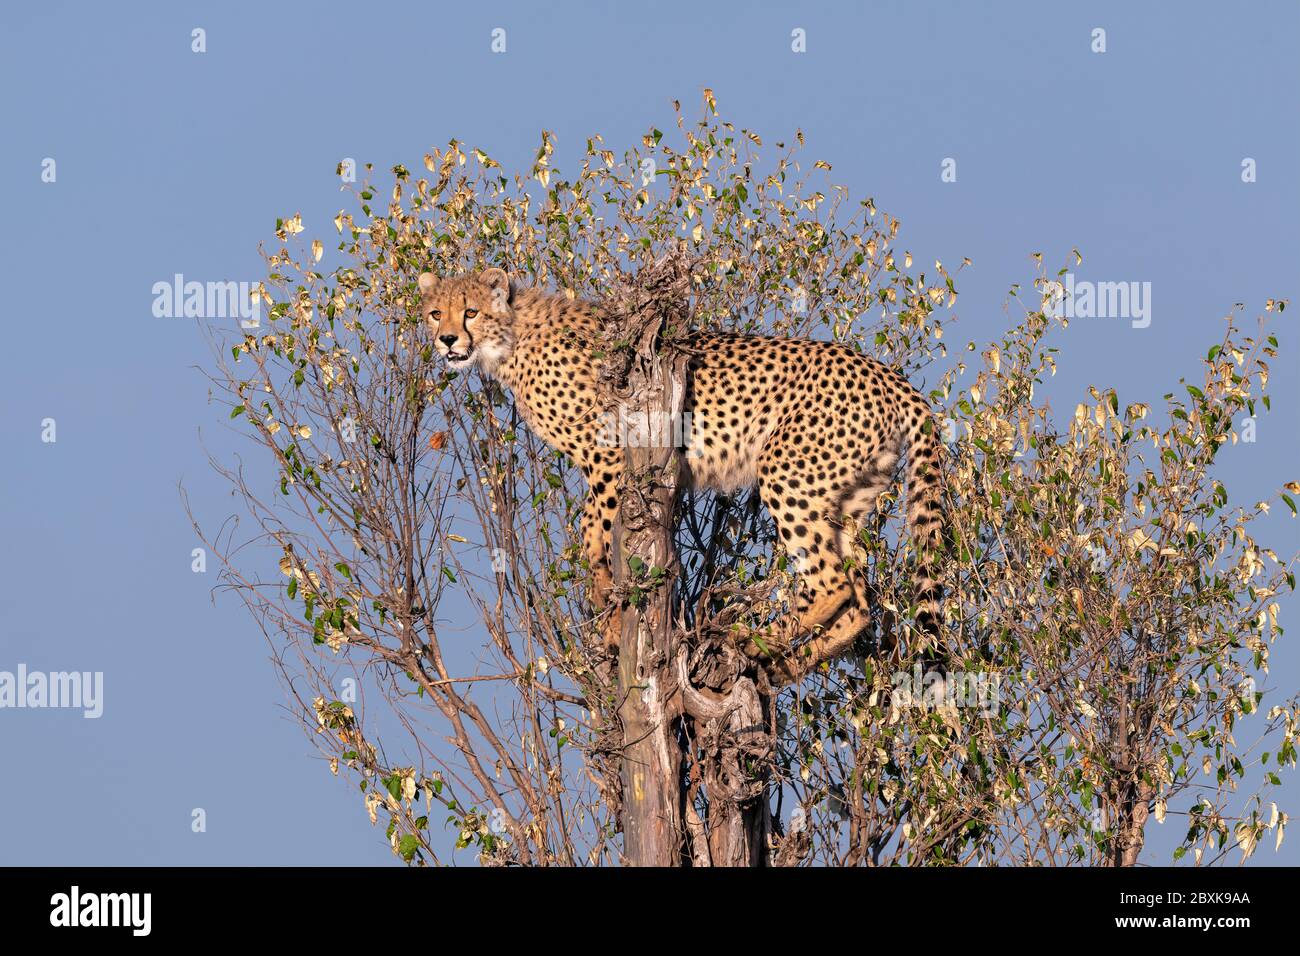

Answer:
[905,415,946,645]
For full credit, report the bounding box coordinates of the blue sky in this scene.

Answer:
[0,0,1296,865]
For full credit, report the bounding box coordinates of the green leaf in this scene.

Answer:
[398,835,419,862]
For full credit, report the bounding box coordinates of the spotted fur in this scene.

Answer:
[421,269,944,680]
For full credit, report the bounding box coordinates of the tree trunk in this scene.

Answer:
[611,378,686,864]
[604,252,776,867]
[606,260,690,867]
[1114,779,1154,867]
[680,669,772,866]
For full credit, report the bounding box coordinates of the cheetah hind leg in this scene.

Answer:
[741,561,866,682]
[760,597,870,685]
[737,600,870,684]
[743,479,885,680]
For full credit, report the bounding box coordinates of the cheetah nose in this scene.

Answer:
[439,334,459,348]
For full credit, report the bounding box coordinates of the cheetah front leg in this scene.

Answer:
[579,489,620,652]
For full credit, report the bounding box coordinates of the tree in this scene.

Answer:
[190,93,1298,866]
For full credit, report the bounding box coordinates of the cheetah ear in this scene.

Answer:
[417,271,438,294]
[479,268,512,304]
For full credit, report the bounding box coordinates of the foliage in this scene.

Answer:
[193,93,1297,866]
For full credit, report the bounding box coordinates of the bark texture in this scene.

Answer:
[601,253,778,866]
[602,255,690,866]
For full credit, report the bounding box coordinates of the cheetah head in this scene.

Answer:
[418,268,517,373]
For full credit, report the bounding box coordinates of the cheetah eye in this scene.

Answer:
[429,309,441,319]
[464,308,479,319]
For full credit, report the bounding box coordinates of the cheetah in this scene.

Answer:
[420,268,945,682]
